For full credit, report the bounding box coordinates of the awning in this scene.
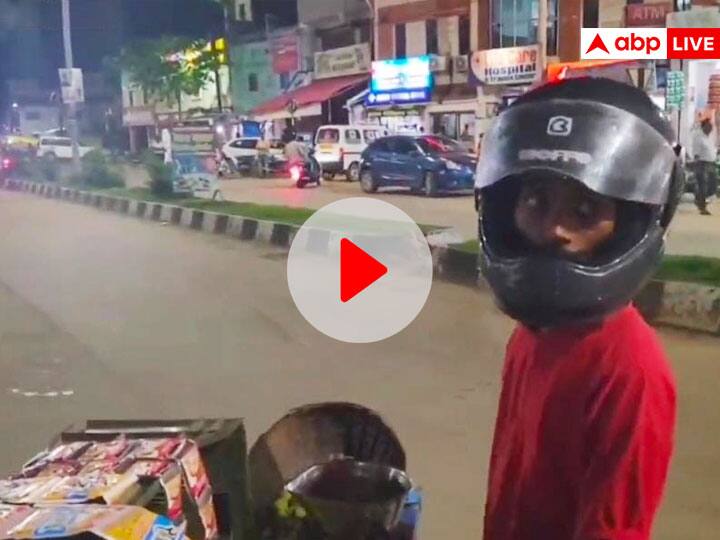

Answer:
[250,74,368,120]
[547,60,652,83]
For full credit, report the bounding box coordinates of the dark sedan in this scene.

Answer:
[359,135,477,196]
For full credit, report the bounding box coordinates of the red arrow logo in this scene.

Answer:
[340,239,388,303]
[586,34,610,54]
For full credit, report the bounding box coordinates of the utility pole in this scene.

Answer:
[61,0,81,171]
[537,0,548,82]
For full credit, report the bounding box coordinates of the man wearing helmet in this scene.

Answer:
[477,78,681,540]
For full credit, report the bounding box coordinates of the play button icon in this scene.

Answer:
[287,198,433,343]
[340,239,388,303]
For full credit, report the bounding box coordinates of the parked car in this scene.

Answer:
[1,133,38,152]
[36,136,95,160]
[359,135,477,196]
[221,137,286,174]
[314,125,389,182]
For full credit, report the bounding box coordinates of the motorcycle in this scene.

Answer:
[289,153,322,189]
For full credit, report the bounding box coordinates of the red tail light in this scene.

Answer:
[290,165,302,182]
[2,158,12,169]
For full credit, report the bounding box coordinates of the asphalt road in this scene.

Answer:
[123,164,720,257]
[218,176,720,258]
[0,190,718,539]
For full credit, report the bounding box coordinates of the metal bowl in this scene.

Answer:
[285,459,412,538]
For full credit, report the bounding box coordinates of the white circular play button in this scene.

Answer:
[287,197,433,343]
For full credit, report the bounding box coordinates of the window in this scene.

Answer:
[230,139,258,149]
[248,73,259,92]
[395,23,406,58]
[370,139,390,153]
[279,72,290,90]
[491,0,559,56]
[416,135,466,154]
[583,0,599,27]
[389,137,418,155]
[458,15,471,56]
[426,20,438,55]
[363,129,383,142]
[317,128,340,143]
[345,129,361,143]
[237,3,246,21]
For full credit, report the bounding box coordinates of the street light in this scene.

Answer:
[61,0,81,172]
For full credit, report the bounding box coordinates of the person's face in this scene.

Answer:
[702,121,713,135]
[513,176,617,262]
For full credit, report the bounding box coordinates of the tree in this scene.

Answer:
[120,36,223,118]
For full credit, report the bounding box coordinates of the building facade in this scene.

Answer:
[368,0,478,142]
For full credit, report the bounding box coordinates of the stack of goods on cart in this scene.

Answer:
[0,435,218,539]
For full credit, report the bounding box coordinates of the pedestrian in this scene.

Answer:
[161,126,173,165]
[476,78,681,540]
[691,118,717,215]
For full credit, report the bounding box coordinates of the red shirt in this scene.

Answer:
[484,306,676,540]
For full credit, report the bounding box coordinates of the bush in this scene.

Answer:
[70,150,124,188]
[142,151,175,197]
[38,156,60,183]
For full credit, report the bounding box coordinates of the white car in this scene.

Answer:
[221,138,286,171]
[314,125,389,182]
[36,136,95,160]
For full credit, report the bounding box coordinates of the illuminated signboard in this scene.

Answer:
[367,56,433,106]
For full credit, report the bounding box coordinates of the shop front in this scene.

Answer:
[361,56,434,133]
[249,43,371,140]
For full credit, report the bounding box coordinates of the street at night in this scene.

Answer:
[0,190,718,539]
[3,0,720,538]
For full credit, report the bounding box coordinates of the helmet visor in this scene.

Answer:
[475,99,677,206]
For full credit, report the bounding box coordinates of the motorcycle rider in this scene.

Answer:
[284,135,310,168]
[476,78,683,540]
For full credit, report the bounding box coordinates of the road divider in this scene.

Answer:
[4,178,718,337]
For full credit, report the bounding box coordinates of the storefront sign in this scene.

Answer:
[370,56,433,93]
[365,88,432,107]
[470,46,539,86]
[625,3,672,27]
[666,70,685,110]
[367,56,433,107]
[271,34,299,74]
[122,106,154,127]
[315,43,371,80]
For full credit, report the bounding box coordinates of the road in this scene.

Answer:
[220,177,720,257]
[124,165,720,257]
[0,190,718,539]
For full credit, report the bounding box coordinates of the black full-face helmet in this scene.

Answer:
[475,78,684,328]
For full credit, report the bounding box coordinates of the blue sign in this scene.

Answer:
[367,56,433,106]
[365,88,432,107]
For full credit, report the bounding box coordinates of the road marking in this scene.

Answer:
[9,387,75,398]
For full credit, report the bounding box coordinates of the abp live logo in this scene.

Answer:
[581,28,667,60]
[582,28,720,60]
